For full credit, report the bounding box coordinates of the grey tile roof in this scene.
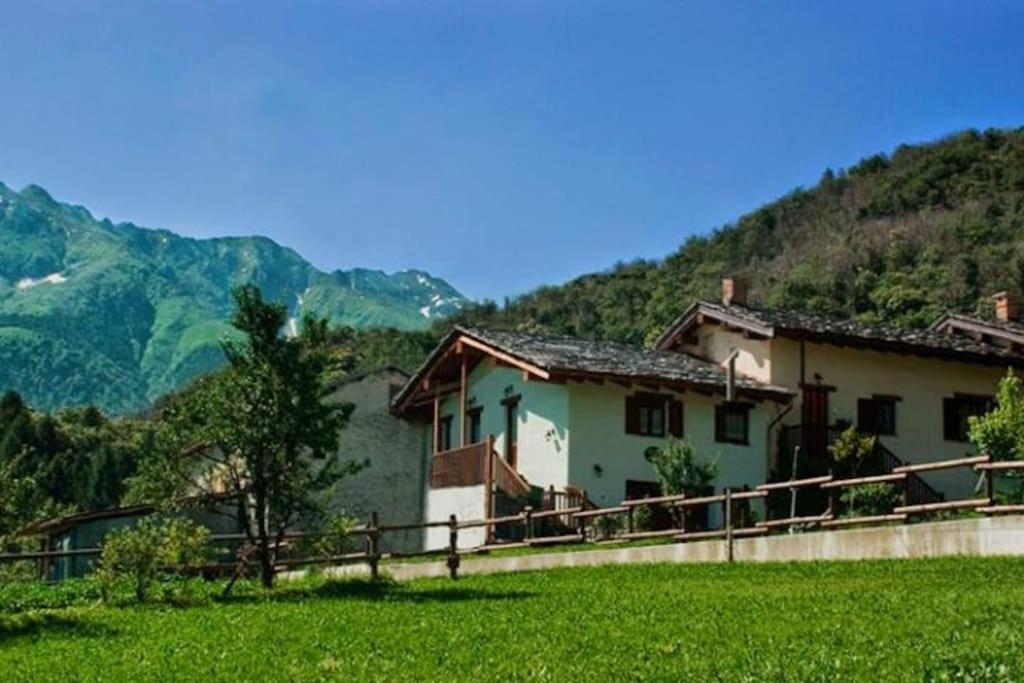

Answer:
[661,301,1023,364]
[931,312,1024,340]
[458,326,792,398]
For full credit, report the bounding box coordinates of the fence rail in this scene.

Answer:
[6,455,1024,582]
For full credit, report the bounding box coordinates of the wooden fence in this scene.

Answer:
[4,454,1024,583]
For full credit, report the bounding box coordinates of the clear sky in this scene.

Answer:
[1,1,1023,301]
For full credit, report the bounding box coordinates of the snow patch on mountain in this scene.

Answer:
[17,272,67,290]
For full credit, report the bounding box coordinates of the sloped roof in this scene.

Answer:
[657,301,1024,366]
[391,326,792,413]
[930,312,1024,346]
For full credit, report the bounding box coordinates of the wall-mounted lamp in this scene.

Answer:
[593,464,604,478]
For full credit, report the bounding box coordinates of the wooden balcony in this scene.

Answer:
[430,441,488,489]
[430,436,531,498]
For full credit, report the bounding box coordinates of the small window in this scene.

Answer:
[439,415,454,451]
[468,407,483,444]
[943,395,993,442]
[626,393,683,438]
[858,396,898,436]
[715,403,750,445]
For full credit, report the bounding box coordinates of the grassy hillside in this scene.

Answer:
[450,127,1024,344]
[2,557,1022,680]
[0,184,466,413]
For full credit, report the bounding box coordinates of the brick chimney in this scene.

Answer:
[994,292,1018,322]
[722,278,747,306]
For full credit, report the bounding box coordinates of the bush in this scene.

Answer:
[645,440,717,496]
[840,483,900,517]
[95,516,211,603]
[593,514,623,540]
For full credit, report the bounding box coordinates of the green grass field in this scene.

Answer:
[2,557,1023,681]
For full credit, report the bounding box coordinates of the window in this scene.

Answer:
[857,396,898,436]
[715,402,751,445]
[468,407,483,444]
[501,394,520,468]
[438,415,454,452]
[626,393,683,438]
[943,395,994,442]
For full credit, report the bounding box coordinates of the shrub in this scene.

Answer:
[95,516,211,603]
[840,483,900,517]
[299,514,359,566]
[645,440,717,496]
[969,370,1024,502]
[594,514,623,540]
[828,427,877,478]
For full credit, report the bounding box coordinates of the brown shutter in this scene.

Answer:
[625,395,640,434]
[943,398,960,441]
[668,400,683,438]
[857,399,875,434]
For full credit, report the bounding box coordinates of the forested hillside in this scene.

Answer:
[447,128,1024,345]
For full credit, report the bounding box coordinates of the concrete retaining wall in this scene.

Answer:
[376,515,1024,581]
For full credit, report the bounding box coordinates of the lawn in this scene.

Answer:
[2,557,1023,681]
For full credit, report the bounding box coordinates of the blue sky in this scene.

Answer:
[1,1,1023,301]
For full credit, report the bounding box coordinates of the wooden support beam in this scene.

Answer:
[457,335,550,380]
[460,353,468,446]
[432,393,441,455]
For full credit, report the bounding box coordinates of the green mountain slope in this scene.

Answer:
[0,184,465,413]
[450,127,1024,343]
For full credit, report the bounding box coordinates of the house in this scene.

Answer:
[930,292,1024,353]
[393,280,1024,549]
[657,281,1023,499]
[326,366,425,553]
[23,500,241,581]
[391,327,793,547]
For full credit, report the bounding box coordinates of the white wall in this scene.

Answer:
[681,328,772,383]
[770,337,1008,497]
[566,381,780,525]
[425,485,487,550]
[425,359,570,538]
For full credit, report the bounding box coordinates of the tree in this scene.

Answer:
[645,440,718,497]
[0,461,39,540]
[129,285,362,588]
[969,369,1024,462]
[96,516,210,603]
[827,426,877,478]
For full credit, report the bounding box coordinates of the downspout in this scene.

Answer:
[765,399,794,477]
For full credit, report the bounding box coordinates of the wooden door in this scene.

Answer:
[503,397,519,468]
[801,385,831,460]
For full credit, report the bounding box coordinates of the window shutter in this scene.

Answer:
[668,400,683,438]
[857,399,875,434]
[714,405,725,442]
[625,396,640,434]
[942,398,959,441]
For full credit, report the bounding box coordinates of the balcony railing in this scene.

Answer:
[430,437,531,498]
[430,441,488,489]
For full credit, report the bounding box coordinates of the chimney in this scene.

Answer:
[722,278,747,306]
[994,292,1018,322]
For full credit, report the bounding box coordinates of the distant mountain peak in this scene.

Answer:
[0,181,468,414]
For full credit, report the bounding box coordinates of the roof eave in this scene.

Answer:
[655,301,776,350]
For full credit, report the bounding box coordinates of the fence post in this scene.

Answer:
[576,493,587,542]
[447,514,460,580]
[627,506,635,535]
[984,453,994,508]
[725,488,734,563]
[368,511,380,581]
[523,506,533,541]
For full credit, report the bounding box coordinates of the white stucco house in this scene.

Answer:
[391,280,1024,549]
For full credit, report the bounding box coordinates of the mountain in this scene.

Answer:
[0,183,466,414]
[449,127,1024,345]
